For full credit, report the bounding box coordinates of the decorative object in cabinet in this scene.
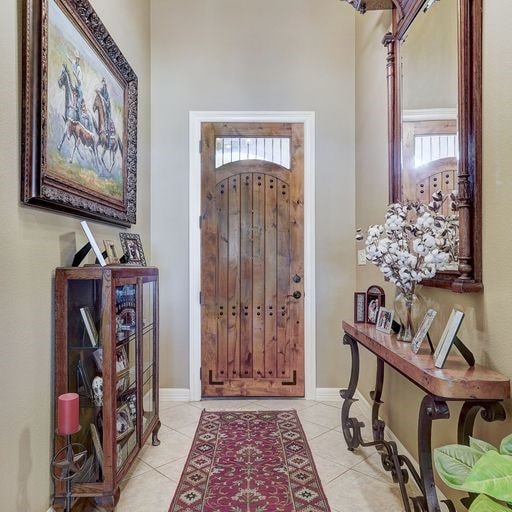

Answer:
[53,266,160,511]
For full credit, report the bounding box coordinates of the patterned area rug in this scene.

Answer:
[169,410,331,512]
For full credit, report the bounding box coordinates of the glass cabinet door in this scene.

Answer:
[141,279,157,437]
[114,283,138,473]
[66,278,104,484]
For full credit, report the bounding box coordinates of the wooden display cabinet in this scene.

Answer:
[52,266,160,510]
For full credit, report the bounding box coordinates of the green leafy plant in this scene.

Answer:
[434,434,512,511]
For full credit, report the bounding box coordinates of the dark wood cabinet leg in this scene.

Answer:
[94,486,120,511]
[152,419,162,446]
[51,496,66,511]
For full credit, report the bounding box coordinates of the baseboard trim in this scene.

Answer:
[315,387,342,401]
[160,388,190,401]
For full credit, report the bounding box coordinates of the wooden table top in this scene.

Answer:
[342,321,510,401]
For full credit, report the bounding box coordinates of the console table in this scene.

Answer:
[340,321,510,512]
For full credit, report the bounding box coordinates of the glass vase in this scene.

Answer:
[394,289,423,342]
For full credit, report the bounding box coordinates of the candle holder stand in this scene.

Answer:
[51,429,87,512]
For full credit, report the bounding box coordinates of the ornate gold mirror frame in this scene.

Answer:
[344,0,482,292]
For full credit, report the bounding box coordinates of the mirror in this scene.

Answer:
[401,0,459,270]
[385,0,482,292]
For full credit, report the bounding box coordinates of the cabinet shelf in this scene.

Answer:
[69,345,101,351]
[53,266,161,511]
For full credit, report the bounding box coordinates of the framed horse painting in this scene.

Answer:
[21,0,138,226]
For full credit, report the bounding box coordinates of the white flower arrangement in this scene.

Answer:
[361,196,458,295]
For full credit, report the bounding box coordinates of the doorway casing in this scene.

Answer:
[189,111,316,401]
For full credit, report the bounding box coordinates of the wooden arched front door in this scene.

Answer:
[200,122,304,397]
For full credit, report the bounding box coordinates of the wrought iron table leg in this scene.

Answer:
[457,401,506,445]
[340,334,364,450]
[417,395,450,512]
[371,358,385,444]
[370,358,414,512]
[457,401,506,509]
[340,339,414,512]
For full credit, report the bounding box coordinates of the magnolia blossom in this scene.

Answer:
[363,200,458,294]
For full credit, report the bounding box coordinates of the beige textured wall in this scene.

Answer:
[355,1,512,505]
[150,0,357,389]
[355,10,395,401]
[0,1,151,509]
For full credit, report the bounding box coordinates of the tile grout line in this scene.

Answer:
[133,400,396,512]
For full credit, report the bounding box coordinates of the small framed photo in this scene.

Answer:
[412,309,437,354]
[92,348,103,373]
[375,307,394,334]
[103,240,120,265]
[121,389,137,422]
[354,292,367,323]
[117,441,129,470]
[115,347,129,373]
[90,423,103,471]
[119,233,146,266]
[367,285,385,324]
[434,309,465,368]
[116,404,135,442]
[80,306,98,347]
[76,360,93,400]
[116,368,130,395]
[80,221,107,267]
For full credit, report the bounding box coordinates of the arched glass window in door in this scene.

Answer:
[215,137,291,169]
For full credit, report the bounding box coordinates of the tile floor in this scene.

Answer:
[95,398,408,512]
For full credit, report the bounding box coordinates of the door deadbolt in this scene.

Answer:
[292,274,301,283]
[292,291,302,300]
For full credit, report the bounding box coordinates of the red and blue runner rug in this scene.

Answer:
[169,410,331,512]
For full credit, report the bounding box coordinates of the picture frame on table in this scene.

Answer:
[119,233,146,266]
[21,0,138,226]
[412,309,437,354]
[376,307,394,334]
[80,221,106,266]
[434,309,465,369]
[115,404,135,442]
[366,285,385,324]
[103,240,120,265]
[354,292,366,323]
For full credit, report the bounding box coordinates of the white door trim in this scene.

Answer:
[189,111,316,401]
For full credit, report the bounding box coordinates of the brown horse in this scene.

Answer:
[57,64,98,166]
[92,92,123,173]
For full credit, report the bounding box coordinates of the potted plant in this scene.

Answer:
[434,434,512,511]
